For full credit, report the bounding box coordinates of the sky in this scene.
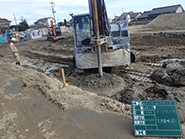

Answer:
[0,0,185,25]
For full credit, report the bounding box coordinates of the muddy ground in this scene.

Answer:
[0,27,185,138]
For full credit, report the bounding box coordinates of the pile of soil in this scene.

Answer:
[145,12,185,29]
[151,60,185,86]
[80,73,125,97]
[117,82,185,123]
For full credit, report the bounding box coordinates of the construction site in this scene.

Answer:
[0,1,185,139]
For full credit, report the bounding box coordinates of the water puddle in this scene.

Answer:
[0,74,6,83]
[5,81,22,94]
[21,58,68,75]
[66,107,134,139]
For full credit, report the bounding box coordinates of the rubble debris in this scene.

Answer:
[151,60,185,86]
[117,82,185,123]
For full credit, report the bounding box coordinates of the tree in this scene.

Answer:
[10,16,29,31]
[10,25,26,31]
[10,25,18,30]
[64,19,67,26]
[58,22,64,26]
[19,16,29,29]
[0,27,10,34]
[18,25,27,31]
[20,20,29,29]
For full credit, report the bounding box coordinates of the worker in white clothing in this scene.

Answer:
[9,38,20,65]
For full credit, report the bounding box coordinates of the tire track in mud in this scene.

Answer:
[121,61,165,83]
[21,39,184,89]
[20,49,166,88]
[22,50,74,66]
[39,47,74,56]
[124,71,153,83]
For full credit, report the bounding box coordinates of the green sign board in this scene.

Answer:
[131,100,183,137]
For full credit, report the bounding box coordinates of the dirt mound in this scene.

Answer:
[117,82,185,123]
[151,60,185,87]
[0,60,130,115]
[145,12,185,29]
[80,73,125,97]
[117,83,167,104]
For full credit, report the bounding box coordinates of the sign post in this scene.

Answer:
[131,100,183,137]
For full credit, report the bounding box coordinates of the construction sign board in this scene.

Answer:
[131,100,183,137]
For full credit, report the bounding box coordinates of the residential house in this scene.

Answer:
[29,17,54,36]
[130,12,142,20]
[114,11,134,21]
[138,4,184,21]
[66,19,74,33]
[0,18,11,28]
[29,24,42,30]
[112,11,141,23]
[33,17,55,28]
[136,11,151,21]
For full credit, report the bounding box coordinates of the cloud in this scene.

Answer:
[54,0,88,7]
[0,0,185,25]
[106,0,160,10]
[1,1,52,24]
[0,0,89,25]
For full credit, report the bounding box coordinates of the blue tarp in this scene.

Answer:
[30,31,42,38]
[5,30,11,41]
[0,37,6,43]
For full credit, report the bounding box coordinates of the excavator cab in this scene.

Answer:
[73,14,91,48]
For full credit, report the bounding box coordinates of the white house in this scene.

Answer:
[0,18,11,28]
[34,17,55,28]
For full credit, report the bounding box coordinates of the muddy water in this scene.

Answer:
[0,74,5,83]
[67,107,134,139]
[5,81,22,94]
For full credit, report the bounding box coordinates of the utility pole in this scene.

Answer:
[13,14,17,25]
[50,1,56,24]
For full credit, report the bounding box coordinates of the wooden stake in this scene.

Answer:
[60,68,68,88]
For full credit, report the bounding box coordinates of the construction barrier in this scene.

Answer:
[29,30,42,39]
